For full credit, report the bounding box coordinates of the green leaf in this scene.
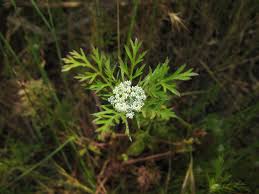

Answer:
[91,48,103,73]
[62,49,96,72]
[93,106,121,132]
[169,64,198,81]
[89,81,110,93]
[132,63,146,79]
[74,72,98,83]
[127,131,150,156]
[125,45,133,64]
[161,82,180,96]
[119,57,129,79]
[104,57,116,82]
[127,139,145,156]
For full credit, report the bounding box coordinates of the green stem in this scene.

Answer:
[117,0,121,59]
[127,0,140,44]
[124,117,132,141]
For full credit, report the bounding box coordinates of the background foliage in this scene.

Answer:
[0,0,258,194]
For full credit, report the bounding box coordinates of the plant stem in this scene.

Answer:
[117,0,121,59]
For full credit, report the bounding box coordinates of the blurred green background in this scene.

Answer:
[0,0,258,194]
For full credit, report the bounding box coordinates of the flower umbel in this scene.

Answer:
[108,81,146,119]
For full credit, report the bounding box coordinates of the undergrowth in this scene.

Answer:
[0,0,258,194]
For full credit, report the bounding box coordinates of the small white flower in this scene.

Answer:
[126,112,134,119]
[108,81,146,118]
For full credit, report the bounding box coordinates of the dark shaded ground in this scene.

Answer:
[0,0,259,194]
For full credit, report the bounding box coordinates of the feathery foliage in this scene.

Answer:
[62,39,197,138]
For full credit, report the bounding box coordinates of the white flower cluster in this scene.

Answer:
[108,81,146,119]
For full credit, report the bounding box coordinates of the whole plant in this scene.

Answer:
[62,39,197,140]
